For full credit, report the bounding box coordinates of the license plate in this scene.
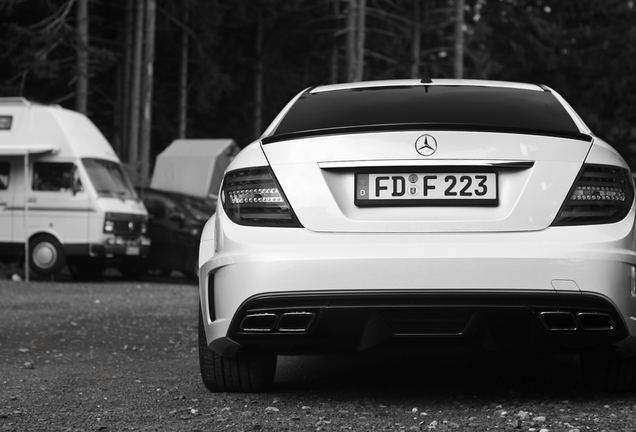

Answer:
[355,172,498,206]
[126,246,140,256]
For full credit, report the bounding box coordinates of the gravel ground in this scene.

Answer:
[2,276,636,431]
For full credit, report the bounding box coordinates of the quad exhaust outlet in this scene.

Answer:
[240,311,316,333]
[539,311,615,332]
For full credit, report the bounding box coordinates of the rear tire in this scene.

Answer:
[68,258,105,281]
[118,262,145,280]
[580,350,636,392]
[198,306,276,392]
[29,234,66,276]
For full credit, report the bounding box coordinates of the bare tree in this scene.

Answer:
[178,1,190,139]
[354,0,366,81]
[119,0,135,159]
[453,0,465,78]
[346,0,356,81]
[410,0,422,78]
[128,0,144,174]
[254,6,264,141]
[140,0,156,187]
[346,0,366,82]
[75,0,88,114]
[329,0,340,84]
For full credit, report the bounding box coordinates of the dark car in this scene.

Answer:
[137,188,215,279]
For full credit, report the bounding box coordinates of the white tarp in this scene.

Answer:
[150,139,238,198]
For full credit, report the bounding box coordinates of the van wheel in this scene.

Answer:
[198,306,277,392]
[68,259,105,281]
[118,263,144,280]
[29,234,66,276]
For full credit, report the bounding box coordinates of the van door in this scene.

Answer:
[18,161,90,244]
[0,160,12,245]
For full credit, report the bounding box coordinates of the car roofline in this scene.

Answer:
[308,79,545,94]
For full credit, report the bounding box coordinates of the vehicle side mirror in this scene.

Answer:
[71,166,83,196]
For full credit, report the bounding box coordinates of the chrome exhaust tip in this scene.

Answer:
[577,312,615,331]
[240,313,278,332]
[539,311,578,331]
[277,311,316,332]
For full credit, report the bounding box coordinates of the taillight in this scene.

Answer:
[552,164,634,226]
[221,167,301,227]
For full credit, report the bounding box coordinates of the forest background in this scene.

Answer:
[1,0,635,186]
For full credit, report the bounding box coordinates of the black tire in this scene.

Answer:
[198,306,277,392]
[118,263,144,280]
[147,268,170,278]
[580,350,636,392]
[68,259,106,281]
[29,234,66,276]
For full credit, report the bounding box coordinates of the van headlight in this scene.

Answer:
[104,219,115,233]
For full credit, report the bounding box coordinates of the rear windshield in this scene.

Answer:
[268,86,585,141]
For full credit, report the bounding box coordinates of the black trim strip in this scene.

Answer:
[261,124,593,144]
[224,290,628,355]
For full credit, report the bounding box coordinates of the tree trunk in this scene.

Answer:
[453,0,465,79]
[354,0,366,81]
[75,0,88,114]
[329,0,340,84]
[178,1,189,139]
[410,0,421,79]
[253,6,264,140]
[346,0,356,82]
[345,0,365,82]
[128,0,145,175]
[140,0,156,187]
[120,0,135,160]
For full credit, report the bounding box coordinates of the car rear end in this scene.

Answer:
[198,79,636,392]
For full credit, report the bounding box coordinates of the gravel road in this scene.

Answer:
[2,277,636,432]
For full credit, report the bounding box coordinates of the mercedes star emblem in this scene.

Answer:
[415,134,438,157]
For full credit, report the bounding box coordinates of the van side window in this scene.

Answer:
[0,162,9,190]
[33,162,83,192]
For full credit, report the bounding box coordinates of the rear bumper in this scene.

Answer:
[211,290,629,357]
[199,212,636,356]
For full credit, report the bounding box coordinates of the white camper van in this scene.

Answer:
[0,98,150,278]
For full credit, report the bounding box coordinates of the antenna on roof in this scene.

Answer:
[420,68,433,84]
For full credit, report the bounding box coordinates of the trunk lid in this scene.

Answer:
[262,130,592,233]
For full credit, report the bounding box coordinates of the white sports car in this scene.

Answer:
[198,79,636,392]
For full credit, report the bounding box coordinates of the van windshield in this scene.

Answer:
[82,158,137,200]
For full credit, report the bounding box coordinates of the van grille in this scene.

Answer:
[105,212,146,237]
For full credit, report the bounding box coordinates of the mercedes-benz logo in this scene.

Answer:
[415,134,437,157]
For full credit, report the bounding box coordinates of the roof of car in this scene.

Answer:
[308,79,544,93]
[263,79,591,143]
